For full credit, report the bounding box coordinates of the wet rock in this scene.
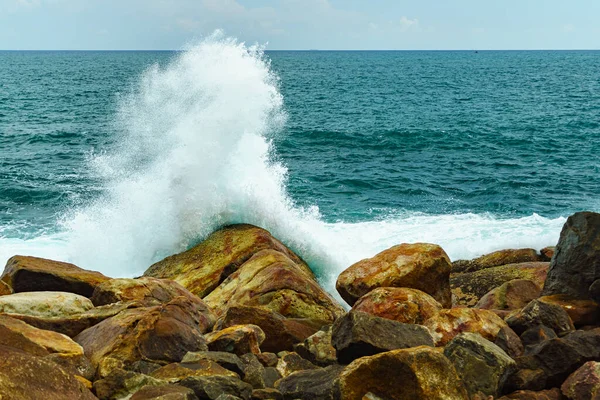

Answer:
[337,346,468,400]
[205,325,265,355]
[0,279,12,295]
[542,212,600,299]
[451,262,549,307]
[561,361,600,400]
[93,369,165,400]
[537,295,600,327]
[539,247,556,262]
[499,388,563,399]
[179,375,253,400]
[1,255,109,297]
[476,279,542,311]
[131,385,199,400]
[351,287,441,324]
[0,291,94,317]
[151,361,238,382]
[444,332,517,397]
[250,388,283,400]
[213,306,321,353]
[144,224,312,298]
[293,325,337,366]
[275,352,319,378]
[424,308,507,346]
[520,325,558,348]
[182,351,245,377]
[75,297,210,378]
[205,249,343,323]
[452,248,542,274]
[0,344,96,399]
[495,326,525,359]
[506,299,575,336]
[332,310,434,363]
[275,365,343,400]
[336,243,452,307]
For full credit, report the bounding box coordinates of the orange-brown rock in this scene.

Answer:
[1,255,109,297]
[0,279,12,296]
[131,385,198,400]
[476,279,542,311]
[205,250,344,322]
[424,308,508,346]
[537,294,600,327]
[0,345,96,399]
[539,247,555,262]
[352,287,442,324]
[150,360,238,382]
[144,224,313,298]
[505,299,575,336]
[498,388,563,400]
[75,296,210,378]
[205,324,265,355]
[336,243,452,307]
[560,361,600,400]
[452,248,542,274]
[337,346,468,400]
[92,368,166,399]
[451,262,549,307]
[213,306,321,353]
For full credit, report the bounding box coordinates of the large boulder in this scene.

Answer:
[275,365,343,400]
[336,346,468,400]
[476,279,542,311]
[537,295,600,327]
[331,310,434,364]
[0,291,94,317]
[144,224,312,298]
[204,250,343,323]
[351,287,441,324]
[451,262,549,307]
[1,255,109,297]
[182,351,245,377]
[75,296,211,378]
[424,308,508,346]
[561,361,600,400]
[205,324,265,355]
[452,248,542,274]
[92,369,166,400]
[0,345,96,399]
[275,352,319,378]
[444,332,517,398]
[542,212,600,300]
[0,279,12,295]
[506,299,575,336]
[336,243,452,307]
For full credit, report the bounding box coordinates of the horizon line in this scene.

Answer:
[1,48,599,52]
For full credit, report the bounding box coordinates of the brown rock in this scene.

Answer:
[179,375,253,400]
[451,262,549,307]
[476,279,542,311]
[151,361,238,382]
[452,248,542,274]
[93,369,166,400]
[0,344,96,399]
[337,346,468,400]
[351,287,441,324]
[520,325,558,347]
[561,361,600,400]
[495,326,525,359]
[293,325,337,366]
[205,325,265,355]
[498,388,563,399]
[46,352,96,382]
[144,224,312,298]
[504,368,548,393]
[539,247,555,262]
[255,352,278,368]
[424,308,508,346]
[0,279,12,295]
[75,296,210,378]
[537,295,600,327]
[204,250,343,323]
[506,299,575,336]
[131,385,199,400]
[250,388,283,400]
[213,306,321,353]
[1,255,109,297]
[182,351,245,377]
[275,365,343,400]
[0,290,94,317]
[275,352,319,378]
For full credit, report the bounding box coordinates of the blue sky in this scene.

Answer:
[1,0,599,50]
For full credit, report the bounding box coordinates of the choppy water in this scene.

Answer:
[1,34,599,294]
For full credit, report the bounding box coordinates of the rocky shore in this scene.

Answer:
[1,212,600,399]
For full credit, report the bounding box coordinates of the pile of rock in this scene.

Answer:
[2,213,600,399]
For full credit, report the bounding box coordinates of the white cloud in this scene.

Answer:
[399,16,419,32]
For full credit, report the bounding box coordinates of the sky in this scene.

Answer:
[0,0,599,50]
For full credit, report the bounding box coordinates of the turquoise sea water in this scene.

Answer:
[1,39,599,292]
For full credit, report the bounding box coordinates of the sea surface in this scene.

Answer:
[1,36,599,294]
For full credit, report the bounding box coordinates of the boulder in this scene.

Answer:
[151,361,238,382]
[351,287,441,324]
[542,212,600,299]
[498,388,563,399]
[451,262,549,307]
[275,365,343,400]
[424,308,508,346]
[182,351,245,377]
[1,255,109,297]
[520,325,558,347]
[506,299,575,336]
[239,353,268,389]
[250,388,283,400]
[337,346,468,400]
[213,306,321,353]
[537,295,600,327]
[495,326,525,359]
[93,369,166,400]
[561,361,600,400]
[0,279,12,295]
[452,248,542,274]
[255,353,278,368]
[293,325,337,366]
[540,247,556,262]
[275,352,319,378]
[131,385,199,400]
[336,243,452,307]
[75,297,210,378]
[144,224,312,298]
[476,279,542,311]
[179,375,253,400]
[444,332,517,397]
[0,344,96,399]
[205,325,265,355]
[0,291,94,317]
[204,250,343,323]
[332,310,434,364]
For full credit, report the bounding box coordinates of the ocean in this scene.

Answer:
[1,35,599,294]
